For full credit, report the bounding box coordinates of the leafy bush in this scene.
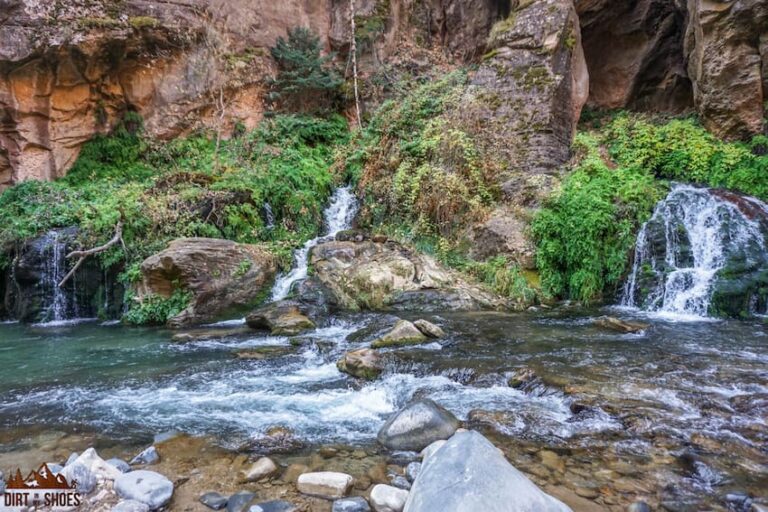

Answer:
[606,114,768,200]
[123,289,193,326]
[531,133,665,303]
[341,71,496,236]
[268,27,343,114]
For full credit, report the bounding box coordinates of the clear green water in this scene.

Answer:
[0,309,766,509]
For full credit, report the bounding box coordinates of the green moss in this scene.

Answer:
[129,16,159,29]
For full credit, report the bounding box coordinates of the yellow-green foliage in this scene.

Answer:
[342,71,497,237]
[532,112,768,303]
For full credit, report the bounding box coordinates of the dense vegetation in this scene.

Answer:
[533,113,768,303]
[0,113,348,319]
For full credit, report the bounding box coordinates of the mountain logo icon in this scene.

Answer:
[5,463,77,490]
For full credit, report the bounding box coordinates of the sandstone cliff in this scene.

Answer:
[0,0,766,191]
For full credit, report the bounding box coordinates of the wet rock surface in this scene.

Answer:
[377,399,459,451]
[246,301,316,336]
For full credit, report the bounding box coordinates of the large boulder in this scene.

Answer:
[114,470,174,510]
[377,399,460,451]
[459,0,589,206]
[246,300,315,335]
[308,240,503,312]
[136,238,277,327]
[403,431,572,512]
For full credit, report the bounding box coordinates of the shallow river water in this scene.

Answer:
[0,308,766,510]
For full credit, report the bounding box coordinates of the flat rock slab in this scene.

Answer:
[297,471,354,499]
[403,431,572,512]
[377,399,459,451]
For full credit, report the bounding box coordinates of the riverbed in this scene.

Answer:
[0,309,766,511]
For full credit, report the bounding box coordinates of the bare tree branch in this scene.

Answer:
[58,221,124,288]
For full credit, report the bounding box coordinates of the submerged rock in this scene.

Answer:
[235,346,295,360]
[137,238,277,327]
[370,484,408,512]
[297,471,354,499]
[337,348,384,380]
[371,320,428,349]
[249,500,298,512]
[403,431,571,512]
[333,496,371,512]
[114,470,173,510]
[377,399,459,451]
[240,457,278,482]
[594,316,649,333]
[226,491,256,512]
[246,300,315,336]
[200,491,229,510]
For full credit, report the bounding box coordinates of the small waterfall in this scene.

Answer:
[271,186,358,301]
[263,202,275,230]
[621,184,768,318]
[40,230,70,323]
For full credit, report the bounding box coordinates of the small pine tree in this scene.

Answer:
[268,27,343,115]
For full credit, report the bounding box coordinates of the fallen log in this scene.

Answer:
[58,221,124,288]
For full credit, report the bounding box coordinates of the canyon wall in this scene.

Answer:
[0,0,766,190]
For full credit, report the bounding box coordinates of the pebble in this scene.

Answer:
[405,462,421,482]
[388,451,420,465]
[107,458,132,473]
[574,486,600,499]
[241,457,278,482]
[130,446,160,466]
[332,497,372,512]
[248,500,298,512]
[112,500,150,512]
[200,492,229,510]
[297,471,354,499]
[370,484,408,512]
[627,501,651,512]
[390,475,411,490]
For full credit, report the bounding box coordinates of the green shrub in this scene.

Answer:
[123,289,193,326]
[531,132,665,303]
[606,114,768,200]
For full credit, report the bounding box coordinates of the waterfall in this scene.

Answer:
[263,202,275,230]
[270,186,358,301]
[621,184,768,318]
[40,230,70,323]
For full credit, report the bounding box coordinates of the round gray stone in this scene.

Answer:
[377,399,459,451]
[200,492,228,510]
[107,458,132,473]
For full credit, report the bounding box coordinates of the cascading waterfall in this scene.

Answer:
[270,186,358,301]
[621,184,768,318]
[40,230,70,323]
